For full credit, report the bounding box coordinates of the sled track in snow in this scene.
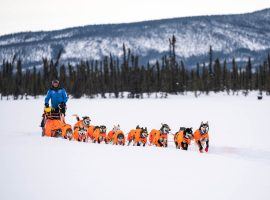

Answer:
[36,132,270,164]
[209,146,270,164]
[6,131,270,164]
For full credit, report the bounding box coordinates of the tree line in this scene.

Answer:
[0,36,270,99]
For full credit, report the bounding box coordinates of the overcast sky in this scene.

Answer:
[0,0,270,36]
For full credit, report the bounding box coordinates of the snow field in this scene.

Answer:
[0,93,270,200]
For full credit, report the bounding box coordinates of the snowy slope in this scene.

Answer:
[0,9,270,68]
[0,93,270,200]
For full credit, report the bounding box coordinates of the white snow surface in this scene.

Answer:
[0,92,270,200]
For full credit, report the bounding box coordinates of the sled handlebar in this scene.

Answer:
[44,112,62,119]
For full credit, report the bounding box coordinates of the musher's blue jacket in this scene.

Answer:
[45,87,68,108]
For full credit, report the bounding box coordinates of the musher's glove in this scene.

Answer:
[58,102,66,109]
[45,103,49,108]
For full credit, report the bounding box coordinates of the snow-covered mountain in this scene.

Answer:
[0,8,270,68]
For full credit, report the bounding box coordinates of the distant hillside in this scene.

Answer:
[0,8,270,68]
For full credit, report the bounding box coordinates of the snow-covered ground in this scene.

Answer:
[0,93,270,200]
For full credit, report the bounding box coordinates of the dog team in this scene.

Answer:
[41,79,209,153]
[42,109,210,153]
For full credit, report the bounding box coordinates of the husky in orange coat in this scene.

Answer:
[127,126,148,146]
[43,107,73,140]
[106,125,120,144]
[174,127,194,150]
[112,125,125,146]
[149,124,171,147]
[73,127,88,142]
[92,125,107,144]
[73,114,93,142]
[193,122,210,153]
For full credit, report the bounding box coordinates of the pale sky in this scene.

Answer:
[0,0,270,36]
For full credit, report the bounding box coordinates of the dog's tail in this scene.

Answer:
[72,114,80,121]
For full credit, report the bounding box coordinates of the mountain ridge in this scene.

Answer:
[1,8,270,37]
[0,8,269,68]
